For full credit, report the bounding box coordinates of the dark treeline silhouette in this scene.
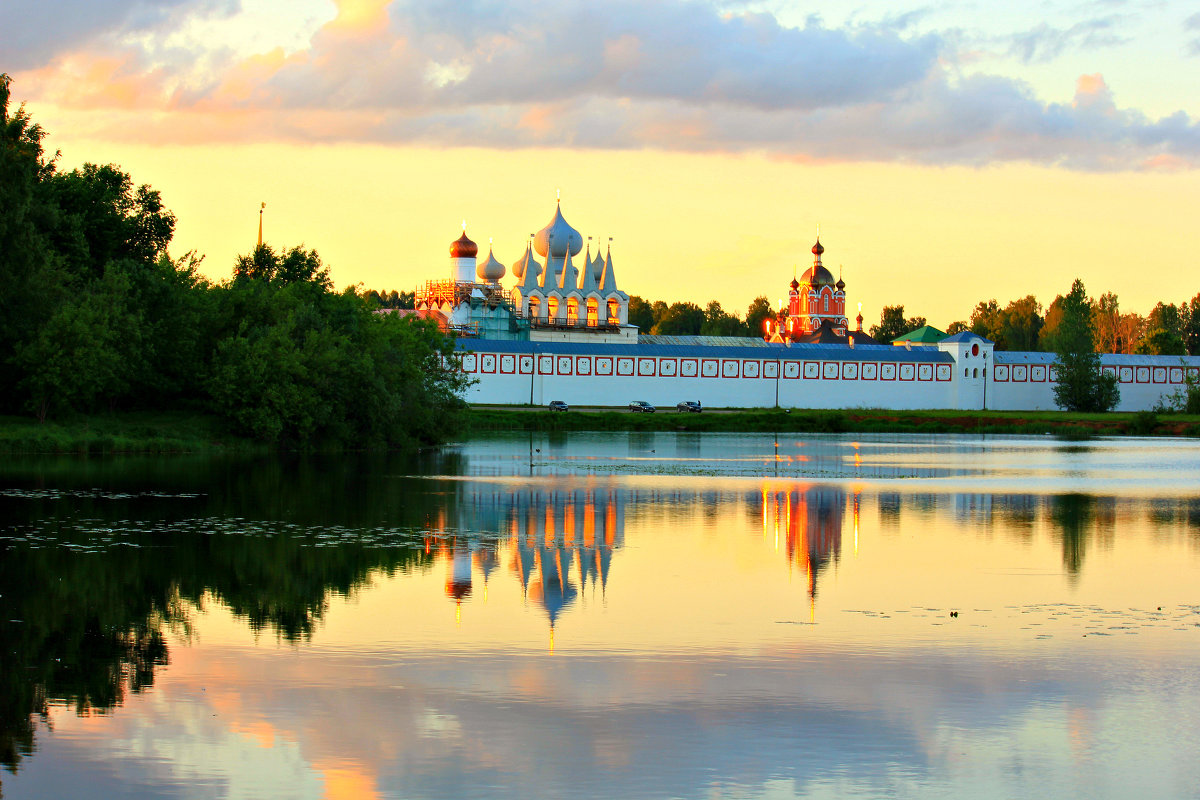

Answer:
[0,75,466,447]
[627,295,774,337]
[363,289,415,309]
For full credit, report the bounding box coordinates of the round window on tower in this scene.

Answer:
[971,343,980,356]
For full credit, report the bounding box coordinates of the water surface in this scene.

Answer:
[1,433,1198,799]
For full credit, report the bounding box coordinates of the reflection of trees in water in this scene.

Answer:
[0,452,445,775]
[1050,494,1094,579]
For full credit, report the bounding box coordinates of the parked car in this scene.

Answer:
[628,400,656,413]
[548,400,569,412]
[676,400,702,413]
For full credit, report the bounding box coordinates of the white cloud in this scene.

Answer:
[10,0,1200,170]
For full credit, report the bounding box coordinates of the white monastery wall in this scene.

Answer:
[456,340,1200,412]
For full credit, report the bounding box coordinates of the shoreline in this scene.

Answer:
[3,407,1197,455]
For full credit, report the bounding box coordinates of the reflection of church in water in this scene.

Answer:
[423,485,625,630]
[760,485,851,600]
[423,481,853,630]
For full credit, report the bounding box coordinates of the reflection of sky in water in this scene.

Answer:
[453,432,1200,494]
[2,434,1200,799]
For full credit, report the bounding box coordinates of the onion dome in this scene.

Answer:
[812,238,824,256]
[512,242,542,284]
[835,277,845,291]
[451,230,478,259]
[476,247,506,282]
[533,201,583,259]
[801,263,835,286]
[790,277,800,291]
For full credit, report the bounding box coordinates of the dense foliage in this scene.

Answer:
[0,75,467,447]
[1052,279,1120,412]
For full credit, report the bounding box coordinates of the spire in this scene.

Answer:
[579,237,599,294]
[257,202,265,248]
[517,240,543,291]
[598,239,621,294]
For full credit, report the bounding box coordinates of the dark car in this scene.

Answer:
[628,400,656,413]
[548,400,569,412]
[676,400,702,413]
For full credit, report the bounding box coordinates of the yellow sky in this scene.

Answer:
[50,134,1200,326]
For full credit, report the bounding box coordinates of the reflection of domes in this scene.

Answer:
[445,580,472,600]
[533,203,583,259]
[477,247,506,282]
[451,231,478,259]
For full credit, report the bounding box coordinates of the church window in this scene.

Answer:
[586,299,599,326]
[567,297,579,324]
[547,297,559,320]
[528,297,541,319]
[607,299,621,324]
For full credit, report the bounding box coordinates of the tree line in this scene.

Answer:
[0,75,467,446]
[626,296,776,337]
[873,292,1200,354]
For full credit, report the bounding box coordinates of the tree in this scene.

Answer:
[1138,302,1186,355]
[1052,279,1119,412]
[1183,294,1200,355]
[745,296,773,338]
[699,301,748,337]
[627,295,654,332]
[1001,295,1043,352]
[1093,292,1144,354]
[651,302,705,335]
[870,305,925,344]
[0,73,53,403]
[969,300,1005,348]
[1039,295,1066,352]
[946,320,968,335]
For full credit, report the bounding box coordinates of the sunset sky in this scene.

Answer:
[8,0,1199,326]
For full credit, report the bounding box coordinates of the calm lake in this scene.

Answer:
[2,433,1199,799]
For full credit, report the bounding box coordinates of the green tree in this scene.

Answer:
[1183,294,1200,355]
[13,268,141,421]
[1039,295,1065,352]
[627,295,655,331]
[209,246,469,447]
[651,302,705,335]
[699,301,749,337]
[1052,279,1119,412]
[0,73,54,404]
[1001,295,1044,352]
[946,320,968,335]
[1137,302,1186,355]
[870,305,925,344]
[745,296,773,338]
[969,300,1005,348]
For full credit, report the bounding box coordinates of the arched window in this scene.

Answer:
[586,298,599,325]
[547,297,559,321]
[528,297,541,319]
[567,297,580,324]
[823,295,829,312]
[607,299,621,324]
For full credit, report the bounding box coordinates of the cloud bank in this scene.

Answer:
[10,0,1200,169]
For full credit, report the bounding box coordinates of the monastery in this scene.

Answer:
[412,199,1199,412]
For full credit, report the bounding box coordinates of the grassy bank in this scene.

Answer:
[5,406,1197,455]
[0,411,260,455]
[463,406,1200,438]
